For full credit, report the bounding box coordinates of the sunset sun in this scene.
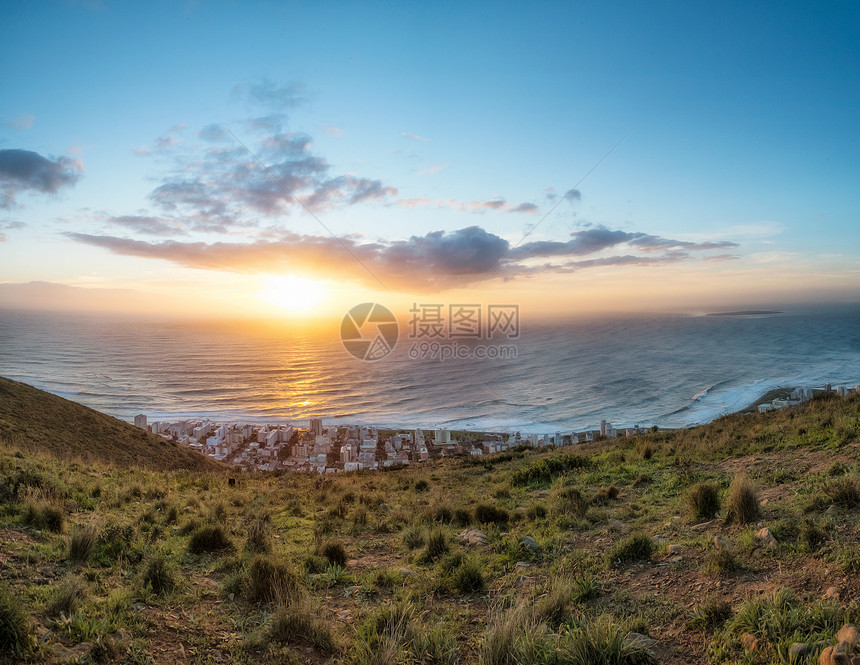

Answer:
[258,275,328,313]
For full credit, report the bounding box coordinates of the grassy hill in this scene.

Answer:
[0,376,222,472]
[0,392,859,665]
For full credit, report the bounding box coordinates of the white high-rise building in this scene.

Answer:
[310,418,323,435]
[134,414,147,429]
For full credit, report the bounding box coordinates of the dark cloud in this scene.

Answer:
[511,227,738,260]
[0,149,83,208]
[65,226,508,291]
[66,221,738,292]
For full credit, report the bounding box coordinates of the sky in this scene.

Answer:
[0,0,858,322]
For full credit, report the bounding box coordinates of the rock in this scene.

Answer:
[819,642,851,665]
[789,642,810,662]
[741,632,759,651]
[824,586,841,601]
[398,567,416,576]
[666,544,682,555]
[519,536,540,552]
[837,625,860,647]
[755,527,777,548]
[624,632,655,649]
[515,561,531,568]
[459,528,489,545]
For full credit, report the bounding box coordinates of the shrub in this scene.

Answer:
[559,615,655,664]
[401,526,426,550]
[92,523,142,566]
[511,454,592,486]
[527,504,547,520]
[452,559,485,594]
[320,541,348,567]
[244,516,271,554]
[725,475,760,525]
[800,518,827,552]
[243,555,301,605]
[432,506,453,524]
[607,533,655,567]
[414,479,429,492]
[823,475,860,507]
[475,503,509,525]
[687,599,732,630]
[47,578,87,617]
[188,524,233,554]
[23,500,64,532]
[552,486,587,518]
[0,583,33,657]
[535,577,575,626]
[68,525,96,563]
[142,553,177,595]
[688,482,721,521]
[591,485,620,505]
[254,600,335,655]
[571,575,601,603]
[705,549,742,577]
[453,508,472,526]
[419,529,449,563]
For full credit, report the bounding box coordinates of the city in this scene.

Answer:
[133,384,859,473]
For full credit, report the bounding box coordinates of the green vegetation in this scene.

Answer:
[0,375,223,471]
[1,387,859,663]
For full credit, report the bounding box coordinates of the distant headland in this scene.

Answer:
[705,310,783,317]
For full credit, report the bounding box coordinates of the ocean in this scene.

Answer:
[0,304,858,434]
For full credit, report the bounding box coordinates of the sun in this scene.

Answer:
[258,275,328,313]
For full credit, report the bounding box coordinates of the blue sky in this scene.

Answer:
[0,1,858,317]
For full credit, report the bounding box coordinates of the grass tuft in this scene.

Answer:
[688,482,721,521]
[725,475,760,525]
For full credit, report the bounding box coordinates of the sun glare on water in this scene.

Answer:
[259,275,328,314]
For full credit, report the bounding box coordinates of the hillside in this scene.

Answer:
[0,392,859,665]
[0,376,223,472]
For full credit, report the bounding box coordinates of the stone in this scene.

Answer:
[666,544,682,555]
[755,527,777,548]
[515,561,531,568]
[824,586,841,601]
[837,625,860,647]
[459,528,488,545]
[519,536,540,552]
[398,567,416,576]
[789,642,810,663]
[741,632,759,651]
[819,642,851,665]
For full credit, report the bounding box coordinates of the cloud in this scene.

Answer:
[402,132,430,142]
[67,221,740,292]
[417,162,449,175]
[107,215,187,236]
[401,197,540,214]
[198,124,229,142]
[320,124,344,137]
[140,125,398,226]
[0,149,83,208]
[233,79,307,110]
[510,227,737,260]
[510,202,538,214]
[5,114,35,130]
